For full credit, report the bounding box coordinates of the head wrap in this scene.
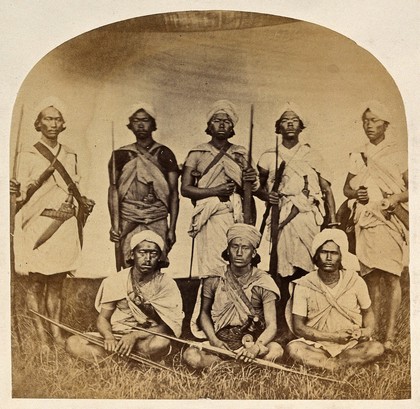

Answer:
[277,101,306,127]
[127,102,157,121]
[207,99,239,126]
[34,97,67,120]
[311,229,360,271]
[130,230,165,253]
[227,223,262,249]
[361,100,391,123]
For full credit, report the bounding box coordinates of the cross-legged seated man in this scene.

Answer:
[183,223,283,369]
[285,229,384,371]
[66,230,184,362]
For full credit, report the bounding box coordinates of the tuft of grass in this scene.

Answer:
[11,270,411,400]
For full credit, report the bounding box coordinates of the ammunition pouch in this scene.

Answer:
[216,316,265,350]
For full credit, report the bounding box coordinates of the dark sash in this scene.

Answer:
[34,142,89,244]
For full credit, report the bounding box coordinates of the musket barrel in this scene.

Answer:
[242,104,254,225]
[110,122,123,271]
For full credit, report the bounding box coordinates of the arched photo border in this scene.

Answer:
[1,1,419,409]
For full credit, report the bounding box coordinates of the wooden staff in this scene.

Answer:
[10,105,24,350]
[10,105,24,240]
[242,104,254,225]
[110,122,123,271]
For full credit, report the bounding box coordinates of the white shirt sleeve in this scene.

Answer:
[355,277,371,310]
[291,284,308,317]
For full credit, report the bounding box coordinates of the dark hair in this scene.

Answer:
[34,106,66,132]
[205,119,235,138]
[127,109,157,132]
[221,248,261,267]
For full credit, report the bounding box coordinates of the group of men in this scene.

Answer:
[10,98,408,371]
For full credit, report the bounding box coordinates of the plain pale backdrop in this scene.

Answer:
[9,10,408,279]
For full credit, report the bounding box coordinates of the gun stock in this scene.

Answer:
[268,160,285,277]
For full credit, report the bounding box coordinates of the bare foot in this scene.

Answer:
[53,336,67,348]
[383,340,395,352]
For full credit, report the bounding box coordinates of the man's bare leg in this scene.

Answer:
[382,273,401,350]
[66,335,108,363]
[45,272,67,346]
[285,341,339,371]
[338,341,384,365]
[183,346,222,369]
[133,335,172,360]
[27,275,50,351]
[264,342,284,362]
[363,270,382,337]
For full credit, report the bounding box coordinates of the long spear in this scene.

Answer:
[120,321,344,383]
[10,105,24,248]
[29,309,176,373]
[10,105,24,350]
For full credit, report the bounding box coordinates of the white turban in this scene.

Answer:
[207,99,239,126]
[34,96,67,119]
[311,229,360,271]
[227,223,262,249]
[130,230,165,253]
[278,102,306,127]
[361,100,391,123]
[127,102,157,121]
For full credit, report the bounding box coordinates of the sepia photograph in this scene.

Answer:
[2,1,419,408]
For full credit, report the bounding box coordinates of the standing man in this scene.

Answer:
[285,229,384,371]
[10,104,94,350]
[343,102,408,351]
[184,224,283,369]
[109,103,179,269]
[256,103,337,318]
[66,230,184,362]
[181,100,257,277]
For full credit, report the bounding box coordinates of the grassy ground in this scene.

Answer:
[11,270,411,400]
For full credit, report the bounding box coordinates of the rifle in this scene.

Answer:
[10,105,24,350]
[110,122,123,271]
[120,321,344,383]
[259,160,285,235]
[266,135,286,278]
[243,104,254,225]
[29,309,178,374]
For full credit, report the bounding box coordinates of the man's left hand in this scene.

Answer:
[242,168,257,183]
[235,343,260,363]
[115,333,138,356]
[167,229,176,251]
[81,196,95,214]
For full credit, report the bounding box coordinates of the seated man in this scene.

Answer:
[66,230,184,362]
[184,224,283,369]
[285,229,384,371]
